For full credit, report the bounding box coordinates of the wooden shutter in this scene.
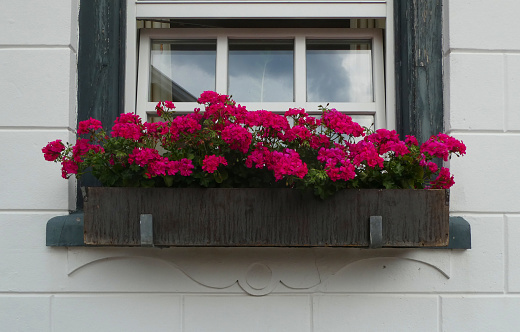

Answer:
[76,0,127,199]
[394,0,444,142]
[77,0,127,128]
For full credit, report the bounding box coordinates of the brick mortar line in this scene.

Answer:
[447,131,520,135]
[0,210,71,214]
[505,215,510,294]
[445,48,520,56]
[0,44,75,51]
[0,127,74,131]
[2,292,519,297]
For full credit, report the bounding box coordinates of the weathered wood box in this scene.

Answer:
[83,187,449,247]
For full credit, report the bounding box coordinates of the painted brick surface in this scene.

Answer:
[52,295,182,331]
[0,249,68,293]
[449,134,520,213]
[448,53,504,131]
[447,0,520,50]
[0,296,51,332]
[1,0,520,331]
[507,215,520,293]
[0,213,54,250]
[320,215,504,293]
[313,295,437,332]
[64,251,214,293]
[442,296,520,332]
[0,49,76,128]
[184,295,311,332]
[506,54,520,131]
[0,0,78,50]
[0,130,73,210]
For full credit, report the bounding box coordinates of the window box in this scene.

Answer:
[83,187,449,247]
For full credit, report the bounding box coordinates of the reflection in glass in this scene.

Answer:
[228,39,294,102]
[150,40,216,102]
[307,40,373,103]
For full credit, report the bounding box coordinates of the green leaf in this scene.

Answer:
[383,178,395,189]
[164,175,174,187]
[214,169,228,184]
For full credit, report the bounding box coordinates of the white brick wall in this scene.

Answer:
[1,0,520,331]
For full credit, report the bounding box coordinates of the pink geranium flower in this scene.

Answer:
[42,140,65,161]
[202,155,228,173]
[43,91,466,194]
[78,118,103,134]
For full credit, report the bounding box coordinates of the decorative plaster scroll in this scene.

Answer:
[67,248,450,296]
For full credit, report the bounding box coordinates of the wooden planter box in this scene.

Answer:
[83,187,449,247]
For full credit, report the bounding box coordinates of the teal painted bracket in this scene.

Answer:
[46,212,85,247]
[46,213,471,249]
[443,216,471,249]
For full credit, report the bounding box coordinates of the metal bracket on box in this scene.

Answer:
[140,214,154,247]
[369,216,383,249]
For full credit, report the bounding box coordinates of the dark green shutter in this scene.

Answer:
[394,0,444,142]
[77,0,127,202]
[78,0,126,127]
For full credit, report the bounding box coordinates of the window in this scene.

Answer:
[125,0,396,130]
[79,0,444,142]
[136,28,386,129]
[68,0,449,229]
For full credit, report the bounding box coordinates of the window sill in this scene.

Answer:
[46,212,470,249]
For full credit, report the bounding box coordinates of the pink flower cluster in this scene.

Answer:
[246,145,307,181]
[78,118,102,135]
[322,108,364,137]
[284,108,308,118]
[365,129,409,156]
[245,144,270,169]
[245,110,290,137]
[317,148,356,181]
[156,100,175,116]
[170,113,203,141]
[111,113,144,141]
[128,148,194,178]
[61,159,78,179]
[282,125,312,142]
[421,133,467,161]
[430,167,455,189]
[197,90,231,105]
[66,139,103,178]
[42,139,65,161]
[202,155,228,173]
[269,149,308,181]
[221,123,252,153]
[43,91,467,191]
[349,141,384,168]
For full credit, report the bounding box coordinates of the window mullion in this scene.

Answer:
[372,29,386,129]
[294,35,306,104]
[215,34,228,94]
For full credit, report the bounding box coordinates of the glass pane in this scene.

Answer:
[307,40,373,103]
[150,40,216,102]
[228,39,294,102]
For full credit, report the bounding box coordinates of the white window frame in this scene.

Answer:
[125,0,395,129]
[137,28,385,128]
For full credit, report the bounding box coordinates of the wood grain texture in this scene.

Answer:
[76,0,127,201]
[84,188,449,247]
[395,0,444,143]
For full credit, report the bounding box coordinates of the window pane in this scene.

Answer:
[307,40,373,103]
[228,39,294,102]
[150,40,216,102]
